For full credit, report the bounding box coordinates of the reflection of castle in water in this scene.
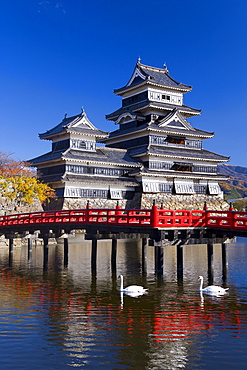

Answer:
[0,241,244,368]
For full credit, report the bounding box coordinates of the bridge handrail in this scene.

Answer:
[0,204,246,231]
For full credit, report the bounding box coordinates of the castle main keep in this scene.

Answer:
[30,60,229,210]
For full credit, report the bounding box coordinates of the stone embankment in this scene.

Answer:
[0,193,229,215]
[62,193,229,211]
[0,197,43,247]
[0,196,43,216]
[141,194,229,211]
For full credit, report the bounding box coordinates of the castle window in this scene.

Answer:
[174,180,195,194]
[142,181,159,193]
[208,182,221,195]
[110,189,123,199]
[79,141,86,149]
[173,162,192,172]
[167,136,185,145]
[162,95,170,101]
[131,95,138,102]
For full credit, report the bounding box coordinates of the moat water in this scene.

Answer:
[0,237,246,369]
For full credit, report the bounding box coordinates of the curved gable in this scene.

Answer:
[158,109,195,131]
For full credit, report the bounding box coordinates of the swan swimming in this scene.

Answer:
[198,275,229,296]
[118,275,148,294]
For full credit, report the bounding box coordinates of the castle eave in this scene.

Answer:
[62,174,139,187]
[147,126,214,139]
[106,102,201,121]
[133,152,229,163]
[134,171,229,182]
[63,157,139,168]
[114,80,192,96]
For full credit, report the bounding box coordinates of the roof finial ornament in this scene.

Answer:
[137,56,141,64]
[63,112,67,120]
[163,62,169,73]
[81,106,85,114]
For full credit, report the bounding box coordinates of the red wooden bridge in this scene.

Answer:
[0,203,246,234]
[1,203,246,277]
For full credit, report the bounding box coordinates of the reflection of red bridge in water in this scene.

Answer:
[0,268,244,348]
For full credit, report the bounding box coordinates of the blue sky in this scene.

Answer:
[0,0,246,166]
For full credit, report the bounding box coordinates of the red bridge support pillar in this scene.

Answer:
[142,238,148,275]
[155,246,163,276]
[222,242,228,282]
[91,238,97,275]
[43,237,49,270]
[27,236,33,260]
[64,237,69,267]
[8,236,14,266]
[177,242,183,283]
[111,239,117,276]
[207,243,214,284]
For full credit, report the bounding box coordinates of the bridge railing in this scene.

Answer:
[205,210,247,230]
[155,208,205,228]
[0,208,153,227]
[0,204,246,231]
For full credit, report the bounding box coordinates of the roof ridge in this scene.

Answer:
[138,62,169,74]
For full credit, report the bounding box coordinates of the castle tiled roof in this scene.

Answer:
[106,122,214,140]
[39,111,108,140]
[114,61,192,94]
[62,174,139,186]
[106,100,201,121]
[128,167,229,181]
[29,147,140,168]
[63,147,140,167]
[39,173,139,187]
[28,150,63,164]
[129,145,229,163]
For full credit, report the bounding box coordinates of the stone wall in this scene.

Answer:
[58,192,229,211]
[141,193,229,210]
[62,197,127,210]
[0,195,43,216]
[0,196,44,247]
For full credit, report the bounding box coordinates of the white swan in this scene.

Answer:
[198,275,229,296]
[118,275,148,294]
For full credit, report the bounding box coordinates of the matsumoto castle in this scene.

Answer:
[30,60,229,210]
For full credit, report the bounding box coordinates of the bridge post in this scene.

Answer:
[86,201,91,224]
[91,238,97,275]
[27,236,33,260]
[151,200,159,227]
[222,242,228,282]
[64,237,69,267]
[207,242,214,284]
[155,246,163,276]
[177,242,183,283]
[111,238,117,276]
[8,236,14,266]
[203,202,208,227]
[142,238,148,275]
[43,237,49,270]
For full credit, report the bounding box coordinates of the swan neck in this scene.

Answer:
[120,275,123,291]
[199,277,203,291]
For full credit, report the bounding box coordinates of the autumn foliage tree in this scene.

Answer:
[0,151,55,205]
